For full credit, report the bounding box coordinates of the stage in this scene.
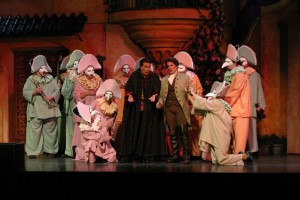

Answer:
[21,154,300,173]
[1,154,300,198]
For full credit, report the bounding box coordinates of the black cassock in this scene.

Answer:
[115,69,168,160]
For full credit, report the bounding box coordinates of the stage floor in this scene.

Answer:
[23,154,300,173]
[2,154,300,197]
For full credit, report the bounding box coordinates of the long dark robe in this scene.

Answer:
[115,69,168,159]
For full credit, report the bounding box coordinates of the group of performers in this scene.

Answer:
[22,43,265,165]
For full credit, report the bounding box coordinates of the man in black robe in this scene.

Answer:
[115,57,168,163]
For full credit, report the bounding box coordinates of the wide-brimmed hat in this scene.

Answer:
[114,54,136,73]
[60,55,70,71]
[205,81,230,98]
[221,44,238,68]
[66,50,85,69]
[73,102,92,123]
[30,55,52,73]
[174,51,194,70]
[77,54,102,74]
[238,45,257,66]
[135,57,154,72]
[96,79,121,99]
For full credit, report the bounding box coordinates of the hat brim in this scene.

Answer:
[73,102,92,123]
[96,79,121,99]
[174,51,194,70]
[77,54,102,74]
[114,55,136,73]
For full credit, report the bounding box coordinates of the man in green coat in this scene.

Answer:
[156,57,194,164]
[23,55,61,158]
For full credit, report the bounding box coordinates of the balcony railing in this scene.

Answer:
[106,0,207,12]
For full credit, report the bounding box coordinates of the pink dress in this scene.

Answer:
[72,74,103,150]
[76,113,117,163]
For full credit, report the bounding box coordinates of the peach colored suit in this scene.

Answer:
[224,71,252,154]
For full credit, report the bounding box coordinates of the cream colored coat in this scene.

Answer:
[191,95,244,165]
[192,96,233,154]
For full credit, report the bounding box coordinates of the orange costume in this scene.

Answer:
[222,44,252,154]
[224,71,252,153]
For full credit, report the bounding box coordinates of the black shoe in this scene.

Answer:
[95,157,107,163]
[63,154,73,158]
[166,155,182,163]
[28,155,37,159]
[244,151,254,165]
[190,155,202,161]
[183,159,191,164]
[72,146,77,159]
[250,151,259,158]
[47,153,55,158]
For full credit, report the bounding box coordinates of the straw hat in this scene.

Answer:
[77,54,102,74]
[96,79,121,99]
[30,55,52,73]
[113,54,136,73]
[174,51,194,70]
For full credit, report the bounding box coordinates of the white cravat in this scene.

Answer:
[168,73,176,85]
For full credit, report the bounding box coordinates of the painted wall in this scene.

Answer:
[0,0,299,153]
[0,0,144,142]
[260,0,300,153]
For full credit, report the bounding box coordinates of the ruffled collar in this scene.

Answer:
[31,74,53,86]
[114,73,130,89]
[224,66,245,84]
[79,115,101,132]
[78,74,102,90]
[96,98,118,117]
[219,99,232,114]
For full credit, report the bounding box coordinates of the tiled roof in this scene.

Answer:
[0,13,87,38]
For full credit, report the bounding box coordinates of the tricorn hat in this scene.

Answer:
[238,45,257,66]
[77,54,102,74]
[174,51,194,70]
[113,54,136,73]
[96,79,121,99]
[221,44,238,68]
[60,55,70,71]
[66,50,85,69]
[30,55,52,73]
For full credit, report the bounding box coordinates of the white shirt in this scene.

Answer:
[168,73,176,85]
